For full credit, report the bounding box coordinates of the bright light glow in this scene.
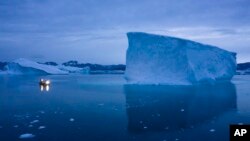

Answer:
[45,80,50,85]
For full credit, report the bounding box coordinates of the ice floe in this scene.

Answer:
[19,133,35,139]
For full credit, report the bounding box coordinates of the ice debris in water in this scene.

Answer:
[19,133,35,139]
[30,120,39,124]
[38,126,46,129]
[40,111,45,114]
[210,129,216,132]
[69,118,75,122]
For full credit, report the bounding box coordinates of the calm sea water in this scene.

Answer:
[0,74,250,141]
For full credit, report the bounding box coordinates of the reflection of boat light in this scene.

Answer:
[40,85,50,92]
[39,79,50,92]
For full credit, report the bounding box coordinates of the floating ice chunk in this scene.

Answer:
[19,133,35,139]
[125,32,236,85]
[38,126,46,129]
[69,118,75,122]
[30,120,39,124]
[98,103,104,106]
[209,129,216,132]
[40,111,45,114]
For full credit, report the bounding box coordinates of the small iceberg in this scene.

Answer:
[38,126,46,129]
[30,120,39,124]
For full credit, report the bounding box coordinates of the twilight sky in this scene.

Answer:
[0,0,250,64]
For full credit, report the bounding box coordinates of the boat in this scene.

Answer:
[39,79,50,86]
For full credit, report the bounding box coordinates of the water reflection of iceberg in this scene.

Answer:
[124,83,236,133]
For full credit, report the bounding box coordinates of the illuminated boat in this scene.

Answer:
[39,79,50,86]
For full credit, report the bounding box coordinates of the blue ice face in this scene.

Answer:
[125,32,236,85]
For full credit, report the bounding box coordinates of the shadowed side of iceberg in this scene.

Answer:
[125,32,237,85]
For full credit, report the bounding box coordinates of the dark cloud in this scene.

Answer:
[0,0,250,63]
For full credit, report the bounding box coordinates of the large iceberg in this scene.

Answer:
[5,58,68,75]
[125,32,237,85]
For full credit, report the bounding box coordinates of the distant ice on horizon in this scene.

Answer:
[1,58,90,75]
[5,58,68,75]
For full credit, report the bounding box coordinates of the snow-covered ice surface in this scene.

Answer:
[5,58,68,75]
[125,32,237,85]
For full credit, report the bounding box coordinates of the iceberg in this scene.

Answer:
[125,32,236,85]
[5,58,68,75]
[58,65,90,74]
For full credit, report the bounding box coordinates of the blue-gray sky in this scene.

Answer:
[0,0,250,64]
